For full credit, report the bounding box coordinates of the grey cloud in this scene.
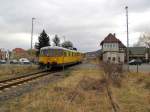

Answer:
[0,0,150,51]
[133,23,150,33]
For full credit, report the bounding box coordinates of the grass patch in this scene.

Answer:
[0,65,38,80]
[0,63,113,112]
[0,61,149,112]
[111,72,150,112]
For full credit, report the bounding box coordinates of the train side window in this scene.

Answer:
[58,49,63,56]
[71,52,73,56]
[48,49,50,56]
[49,49,55,56]
[54,49,57,56]
[64,51,66,56]
[67,52,69,56]
[49,49,51,56]
[54,49,56,56]
[51,49,54,56]
[62,50,66,57]
[70,52,72,56]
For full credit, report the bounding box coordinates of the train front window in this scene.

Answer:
[44,50,48,56]
[40,49,48,56]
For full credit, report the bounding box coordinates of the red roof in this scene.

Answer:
[100,33,119,45]
[13,48,26,53]
[100,33,126,48]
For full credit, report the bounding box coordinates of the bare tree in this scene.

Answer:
[134,33,150,47]
[61,41,73,49]
[53,35,60,46]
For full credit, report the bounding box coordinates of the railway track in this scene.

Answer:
[0,69,58,91]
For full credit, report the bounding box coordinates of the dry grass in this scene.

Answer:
[111,72,150,112]
[0,60,150,112]
[0,63,113,112]
[101,62,150,112]
[0,65,38,80]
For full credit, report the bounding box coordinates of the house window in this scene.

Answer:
[118,57,120,62]
[104,44,106,48]
[108,57,111,60]
[105,44,107,48]
[109,44,110,48]
[112,57,115,61]
[113,44,115,48]
[110,44,112,48]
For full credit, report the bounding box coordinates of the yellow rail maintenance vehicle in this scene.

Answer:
[39,46,84,69]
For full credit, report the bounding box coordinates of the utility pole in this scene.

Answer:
[30,18,35,64]
[31,17,36,49]
[125,6,129,71]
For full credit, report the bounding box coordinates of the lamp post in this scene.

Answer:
[31,17,36,50]
[125,6,129,71]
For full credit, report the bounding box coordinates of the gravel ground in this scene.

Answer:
[69,61,99,70]
[0,62,99,102]
[0,71,64,102]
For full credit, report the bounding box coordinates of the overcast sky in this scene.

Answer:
[0,0,150,52]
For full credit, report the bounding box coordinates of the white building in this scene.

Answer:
[100,33,126,63]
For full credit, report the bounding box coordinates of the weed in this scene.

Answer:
[101,62,124,87]
[145,81,150,90]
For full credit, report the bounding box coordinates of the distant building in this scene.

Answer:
[11,48,28,59]
[129,47,150,62]
[12,48,26,54]
[100,33,126,63]
[85,50,102,59]
[0,48,9,60]
[11,48,37,62]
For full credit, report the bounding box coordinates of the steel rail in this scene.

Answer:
[0,70,48,84]
[0,72,49,91]
[0,69,58,91]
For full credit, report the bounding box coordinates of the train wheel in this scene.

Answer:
[46,63,52,71]
[38,63,45,69]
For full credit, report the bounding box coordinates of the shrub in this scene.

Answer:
[101,62,123,87]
